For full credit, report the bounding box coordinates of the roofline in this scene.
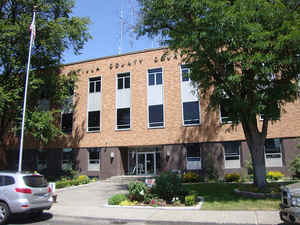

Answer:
[63,47,169,67]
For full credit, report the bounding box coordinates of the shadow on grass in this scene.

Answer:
[184,182,282,210]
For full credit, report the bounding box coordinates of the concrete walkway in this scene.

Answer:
[49,178,282,225]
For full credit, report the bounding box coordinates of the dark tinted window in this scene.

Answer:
[89,77,101,93]
[61,112,73,133]
[117,108,130,129]
[0,176,15,186]
[23,175,48,188]
[183,101,200,125]
[149,104,164,127]
[181,66,190,82]
[88,111,100,131]
[148,68,162,86]
[223,142,240,160]
[117,73,130,89]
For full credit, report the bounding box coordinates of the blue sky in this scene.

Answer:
[63,0,159,64]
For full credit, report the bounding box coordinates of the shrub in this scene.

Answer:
[185,195,196,206]
[183,172,200,183]
[152,172,184,203]
[56,179,71,189]
[289,154,300,178]
[224,173,240,182]
[119,200,138,206]
[78,175,89,184]
[266,171,284,181]
[128,181,148,202]
[108,194,128,205]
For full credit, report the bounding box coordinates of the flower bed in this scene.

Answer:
[107,172,203,208]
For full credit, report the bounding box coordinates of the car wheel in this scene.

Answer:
[0,202,9,225]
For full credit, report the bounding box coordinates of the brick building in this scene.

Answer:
[8,48,300,179]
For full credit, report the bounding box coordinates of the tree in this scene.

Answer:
[0,0,91,169]
[136,0,300,188]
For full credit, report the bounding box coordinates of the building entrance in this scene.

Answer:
[136,152,156,175]
[128,147,162,175]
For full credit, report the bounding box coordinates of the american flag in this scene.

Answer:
[29,14,36,42]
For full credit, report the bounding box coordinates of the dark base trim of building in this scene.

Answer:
[6,137,299,180]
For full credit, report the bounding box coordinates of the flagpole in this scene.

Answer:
[18,7,37,172]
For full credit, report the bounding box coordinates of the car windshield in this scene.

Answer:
[23,175,48,188]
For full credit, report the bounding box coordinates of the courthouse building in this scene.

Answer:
[8,48,300,179]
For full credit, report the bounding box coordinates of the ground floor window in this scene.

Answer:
[265,138,282,167]
[62,148,73,170]
[88,148,100,171]
[186,144,201,170]
[223,142,241,169]
[37,149,47,171]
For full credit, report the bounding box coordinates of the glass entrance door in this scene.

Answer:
[136,152,156,175]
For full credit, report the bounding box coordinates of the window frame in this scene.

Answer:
[182,101,201,126]
[148,68,163,86]
[186,144,201,170]
[89,77,101,93]
[87,110,101,132]
[219,103,232,124]
[148,104,164,128]
[264,138,283,167]
[61,112,73,133]
[223,142,241,169]
[88,148,100,171]
[117,72,130,90]
[116,107,131,130]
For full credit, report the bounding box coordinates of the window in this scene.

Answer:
[88,148,100,171]
[117,108,130,130]
[183,101,200,125]
[186,144,201,170]
[223,142,240,169]
[220,103,232,123]
[148,68,162,86]
[0,176,15,186]
[181,66,190,82]
[149,104,164,128]
[117,73,130,89]
[89,77,101,93]
[265,138,282,167]
[62,148,73,170]
[61,112,73,133]
[88,111,100,132]
[37,149,47,171]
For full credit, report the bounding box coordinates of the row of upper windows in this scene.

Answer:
[88,67,187,94]
[61,66,233,133]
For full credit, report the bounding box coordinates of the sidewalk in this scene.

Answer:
[49,180,282,225]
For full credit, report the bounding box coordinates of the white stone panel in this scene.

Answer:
[148,85,163,106]
[88,92,101,111]
[181,81,198,102]
[117,89,131,108]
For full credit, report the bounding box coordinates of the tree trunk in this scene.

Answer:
[241,117,268,189]
[247,138,267,189]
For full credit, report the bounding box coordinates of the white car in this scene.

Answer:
[0,171,53,225]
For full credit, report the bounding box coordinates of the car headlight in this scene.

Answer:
[291,197,300,207]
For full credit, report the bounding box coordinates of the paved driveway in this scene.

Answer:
[49,178,283,225]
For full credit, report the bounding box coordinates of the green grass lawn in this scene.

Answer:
[185,183,281,210]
